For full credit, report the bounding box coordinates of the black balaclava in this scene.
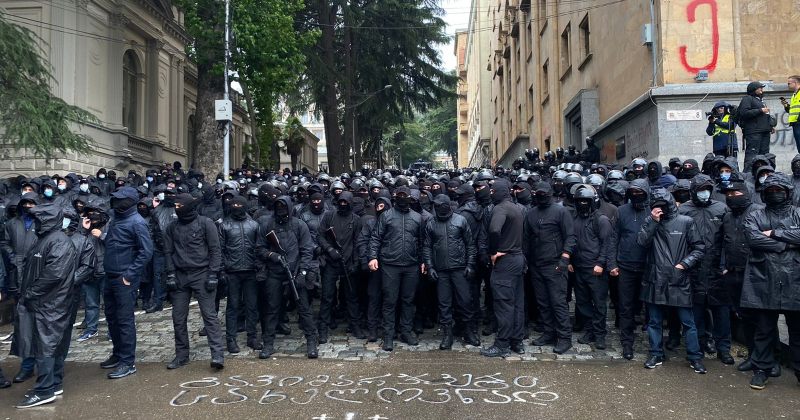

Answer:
[174,193,198,223]
[792,155,800,177]
[474,182,492,206]
[627,179,650,211]
[431,182,444,197]
[419,191,433,213]
[514,185,532,206]
[491,179,511,205]
[456,184,475,207]
[433,195,453,221]
[230,195,248,220]
[394,186,411,213]
[375,196,392,216]
[410,190,423,213]
[337,191,353,216]
[725,181,751,213]
[681,159,700,179]
[533,182,553,208]
[258,184,279,209]
[274,198,291,223]
[351,197,366,217]
[137,202,151,218]
[111,197,136,215]
[576,198,593,218]
[309,192,325,214]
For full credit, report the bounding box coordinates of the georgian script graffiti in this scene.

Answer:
[169,373,559,407]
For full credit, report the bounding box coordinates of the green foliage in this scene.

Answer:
[0,13,96,158]
[175,0,316,168]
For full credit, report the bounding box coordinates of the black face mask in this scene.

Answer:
[534,193,551,208]
[175,205,197,222]
[792,163,800,176]
[576,200,593,218]
[475,188,491,205]
[275,204,290,223]
[673,190,691,204]
[630,192,647,205]
[607,192,624,207]
[764,190,788,206]
[337,203,351,216]
[434,203,452,221]
[112,197,136,214]
[431,188,442,197]
[682,167,699,178]
[137,205,150,218]
[726,195,749,210]
[231,206,247,220]
[395,196,411,212]
[457,193,472,207]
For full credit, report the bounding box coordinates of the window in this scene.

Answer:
[579,14,592,69]
[122,50,139,135]
[541,59,549,102]
[560,23,571,76]
[528,86,534,120]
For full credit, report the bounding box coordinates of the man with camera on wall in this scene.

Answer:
[706,101,737,158]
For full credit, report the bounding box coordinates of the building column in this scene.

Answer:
[168,54,178,149]
[176,59,185,152]
[74,0,89,108]
[146,39,164,141]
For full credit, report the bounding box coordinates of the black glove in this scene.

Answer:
[478,253,490,268]
[428,268,439,282]
[165,272,178,291]
[205,273,219,293]
[295,271,307,289]
[267,251,283,264]
[327,248,342,261]
[313,246,323,258]
[556,256,570,272]
[464,267,475,280]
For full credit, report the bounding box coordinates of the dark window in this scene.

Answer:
[122,50,139,134]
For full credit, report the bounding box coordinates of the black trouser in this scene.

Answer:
[726,269,755,352]
[491,254,525,349]
[366,269,383,332]
[436,268,474,327]
[743,131,771,172]
[415,274,438,327]
[472,262,490,326]
[319,263,361,332]
[259,273,316,348]
[225,271,258,343]
[380,264,419,339]
[171,269,224,360]
[574,266,608,339]
[751,310,800,375]
[53,289,81,390]
[618,268,644,346]
[531,263,571,340]
[104,275,139,366]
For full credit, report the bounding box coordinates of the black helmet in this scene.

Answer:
[586,173,607,193]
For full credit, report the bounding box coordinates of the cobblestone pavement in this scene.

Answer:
[0,299,747,365]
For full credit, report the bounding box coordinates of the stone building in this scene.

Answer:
[0,0,253,177]
[462,0,800,170]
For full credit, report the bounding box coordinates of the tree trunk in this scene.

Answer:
[317,0,344,174]
[240,81,260,165]
[193,65,224,177]
[343,2,355,172]
[290,152,299,171]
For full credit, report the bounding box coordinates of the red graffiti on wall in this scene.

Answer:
[678,0,719,74]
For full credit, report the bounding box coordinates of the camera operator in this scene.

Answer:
[706,102,737,158]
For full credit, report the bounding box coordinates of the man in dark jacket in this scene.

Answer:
[678,175,730,360]
[100,187,153,379]
[356,194,391,342]
[255,196,318,359]
[367,186,424,351]
[481,179,525,358]
[218,195,260,353]
[423,194,479,349]
[79,199,109,340]
[146,188,176,313]
[454,183,484,336]
[738,81,773,172]
[637,188,707,374]
[524,182,576,354]
[164,193,224,370]
[608,179,650,359]
[14,204,77,408]
[317,191,364,342]
[571,185,613,349]
[741,174,800,390]
[720,176,767,373]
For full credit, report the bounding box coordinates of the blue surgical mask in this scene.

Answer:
[147,176,154,183]
[80,184,90,193]
[44,189,54,198]
[62,217,71,230]
[99,174,106,179]
[157,192,165,201]
[720,172,731,181]
[57,184,66,192]
[696,190,711,201]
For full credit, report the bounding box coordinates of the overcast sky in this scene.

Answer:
[438,0,472,71]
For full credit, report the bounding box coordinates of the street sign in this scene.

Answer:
[665,109,703,121]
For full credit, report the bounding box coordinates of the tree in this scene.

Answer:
[296,0,455,174]
[279,116,306,171]
[421,73,458,167]
[0,13,96,160]
[176,0,314,175]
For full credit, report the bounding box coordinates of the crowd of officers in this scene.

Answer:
[1,150,800,407]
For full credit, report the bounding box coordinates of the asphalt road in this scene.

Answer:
[0,352,798,420]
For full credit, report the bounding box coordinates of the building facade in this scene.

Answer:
[461,0,495,168]
[0,0,253,177]
[462,0,800,169]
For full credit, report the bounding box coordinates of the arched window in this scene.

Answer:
[122,50,139,134]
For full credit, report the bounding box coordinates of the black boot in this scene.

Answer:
[463,328,481,347]
[318,328,329,344]
[382,337,394,352]
[367,328,378,343]
[350,325,366,340]
[439,326,454,350]
[307,337,319,359]
[276,323,291,336]
[482,318,497,336]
